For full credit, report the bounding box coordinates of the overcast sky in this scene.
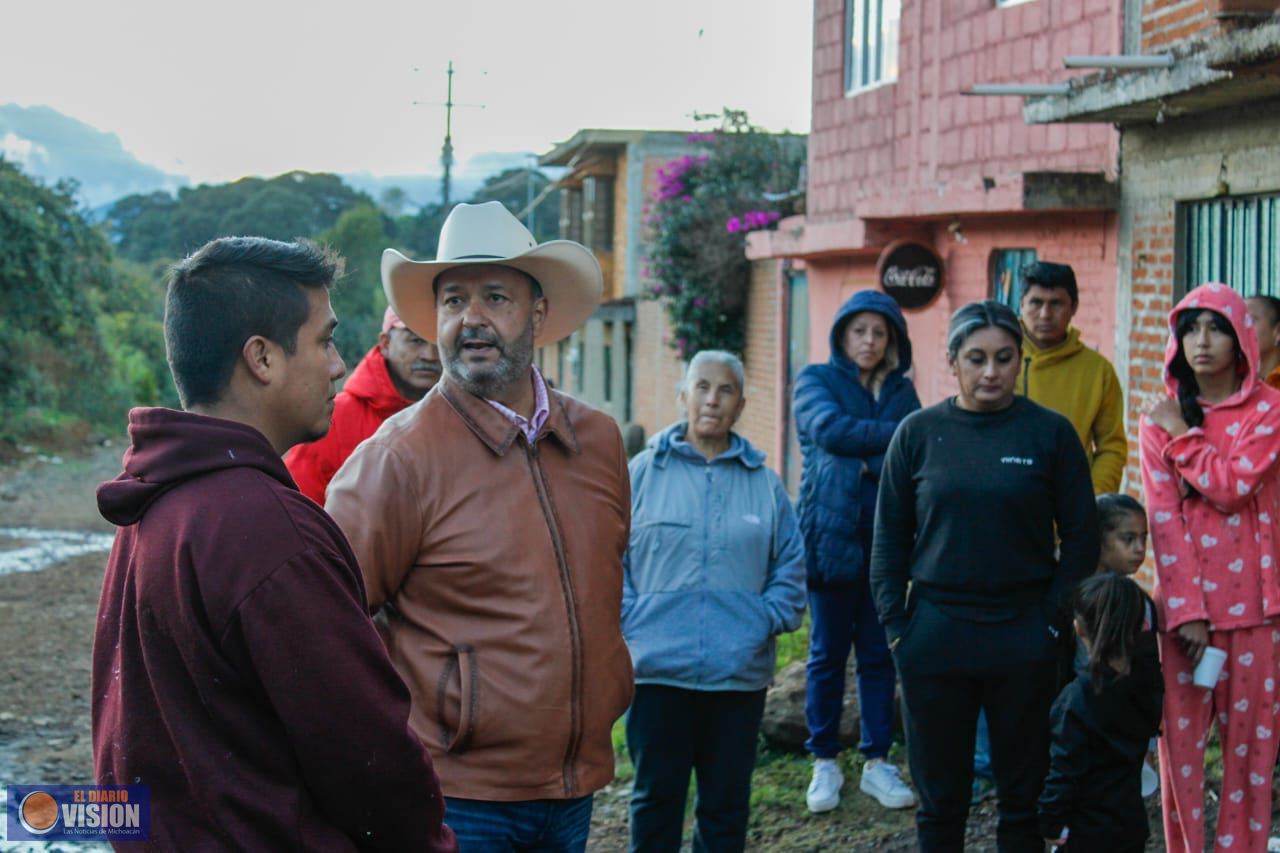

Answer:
[4,0,813,183]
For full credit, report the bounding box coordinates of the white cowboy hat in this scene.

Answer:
[381,201,602,346]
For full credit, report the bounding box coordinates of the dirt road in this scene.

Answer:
[0,442,1189,851]
[0,444,120,851]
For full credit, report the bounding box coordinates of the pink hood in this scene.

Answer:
[1163,282,1259,405]
[1142,282,1280,635]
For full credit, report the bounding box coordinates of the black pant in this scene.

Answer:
[625,684,767,853]
[894,598,1057,853]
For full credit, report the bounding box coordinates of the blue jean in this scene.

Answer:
[443,795,593,852]
[974,709,993,781]
[804,536,896,760]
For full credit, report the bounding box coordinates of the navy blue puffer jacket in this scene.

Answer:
[794,290,920,587]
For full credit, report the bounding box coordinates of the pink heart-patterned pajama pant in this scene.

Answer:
[1159,625,1280,853]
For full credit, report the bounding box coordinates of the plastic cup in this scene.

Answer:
[1193,646,1227,689]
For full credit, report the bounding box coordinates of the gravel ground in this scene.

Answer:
[0,441,1243,851]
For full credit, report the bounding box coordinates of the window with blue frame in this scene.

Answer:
[845,0,901,93]
[990,248,1038,308]
[1179,193,1280,298]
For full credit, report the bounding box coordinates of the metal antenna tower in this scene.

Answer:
[412,62,484,209]
[441,61,455,208]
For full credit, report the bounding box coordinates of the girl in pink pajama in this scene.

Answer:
[1141,282,1280,853]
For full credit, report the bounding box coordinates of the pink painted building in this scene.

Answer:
[750,0,1124,447]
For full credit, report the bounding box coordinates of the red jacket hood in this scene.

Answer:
[343,345,411,417]
[97,408,292,527]
[1164,283,1261,406]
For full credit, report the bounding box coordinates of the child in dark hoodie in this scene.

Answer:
[1040,572,1164,852]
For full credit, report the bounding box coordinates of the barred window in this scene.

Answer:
[1178,193,1280,297]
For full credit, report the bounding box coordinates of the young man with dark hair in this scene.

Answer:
[285,306,442,504]
[93,236,455,851]
[1246,294,1280,390]
[1017,260,1127,494]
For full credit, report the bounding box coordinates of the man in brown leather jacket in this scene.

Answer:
[327,202,633,852]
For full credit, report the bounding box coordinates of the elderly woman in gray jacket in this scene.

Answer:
[622,350,807,853]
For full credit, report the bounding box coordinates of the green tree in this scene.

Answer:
[393,202,449,260]
[107,191,178,261]
[645,111,806,358]
[219,184,317,242]
[108,171,376,262]
[0,158,137,441]
[379,186,411,218]
[98,258,178,408]
[320,204,394,366]
[468,167,560,243]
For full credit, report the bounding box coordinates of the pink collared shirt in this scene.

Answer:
[486,368,550,444]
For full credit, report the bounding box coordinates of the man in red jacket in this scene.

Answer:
[285,306,440,503]
[93,236,455,851]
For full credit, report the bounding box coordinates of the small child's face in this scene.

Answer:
[1099,511,1148,575]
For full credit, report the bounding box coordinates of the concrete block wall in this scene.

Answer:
[809,0,1119,224]
[1118,99,1280,505]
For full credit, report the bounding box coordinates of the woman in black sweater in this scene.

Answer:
[869,300,1100,853]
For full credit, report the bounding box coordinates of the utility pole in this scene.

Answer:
[525,155,535,231]
[441,61,455,209]
[412,62,482,210]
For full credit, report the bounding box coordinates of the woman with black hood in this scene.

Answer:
[794,289,921,814]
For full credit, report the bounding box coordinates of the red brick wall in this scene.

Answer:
[737,260,784,471]
[1142,0,1220,51]
[1122,201,1179,587]
[805,212,1118,407]
[808,0,1120,224]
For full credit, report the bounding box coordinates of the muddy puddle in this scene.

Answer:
[0,529,113,578]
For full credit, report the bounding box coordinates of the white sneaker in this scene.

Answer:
[860,758,916,809]
[806,759,843,813]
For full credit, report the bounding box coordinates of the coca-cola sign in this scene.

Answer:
[877,242,944,310]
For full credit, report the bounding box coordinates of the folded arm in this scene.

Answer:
[793,369,901,457]
[1163,401,1280,513]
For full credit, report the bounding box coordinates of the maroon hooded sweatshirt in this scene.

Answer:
[93,408,455,852]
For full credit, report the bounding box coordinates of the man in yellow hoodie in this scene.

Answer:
[1017,261,1127,495]
[971,262,1128,802]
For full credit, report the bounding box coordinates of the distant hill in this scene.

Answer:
[1,104,548,213]
[342,152,541,213]
[0,104,187,208]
